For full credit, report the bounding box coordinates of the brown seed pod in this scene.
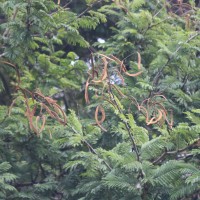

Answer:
[95,105,107,132]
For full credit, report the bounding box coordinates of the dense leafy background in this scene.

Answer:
[0,0,200,199]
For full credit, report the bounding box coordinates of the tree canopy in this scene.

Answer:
[0,0,200,199]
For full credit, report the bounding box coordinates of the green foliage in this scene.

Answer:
[97,0,200,118]
[0,162,17,198]
[0,0,200,199]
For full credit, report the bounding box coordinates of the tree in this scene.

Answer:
[0,0,200,199]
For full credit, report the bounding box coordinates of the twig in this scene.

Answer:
[107,72,140,161]
[63,0,73,8]
[145,17,170,34]
[152,3,166,18]
[67,124,112,171]
[65,0,104,26]
[3,7,19,38]
[153,138,200,164]
[14,181,45,188]
[152,150,167,164]
[83,139,112,171]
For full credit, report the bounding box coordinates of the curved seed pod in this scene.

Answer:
[158,109,167,127]
[103,97,117,109]
[124,51,142,77]
[16,87,34,101]
[152,94,167,104]
[160,109,167,119]
[44,96,57,104]
[98,107,106,124]
[98,53,116,62]
[35,115,46,135]
[140,98,150,107]
[33,91,45,103]
[110,55,122,64]
[39,115,46,134]
[120,61,127,72]
[25,105,37,134]
[124,70,143,77]
[155,110,164,123]
[147,110,163,125]
[110,54,142,76]
[92,57,108,83]
[137,52,141,70]
[85,78,90,104]
[35,116,40,134]
[109,55,127,72]
[42,103,57,118]
[52,103,67,124]
[95,105,107,132]
[139,106,149,123]
[52,103,62,115]
[111,84,126,98]
[42,103,66,125]
[91,53,96,79]
[100,57,108,81]
[147,117,156,125]
[30,115,46,135]
[128,96,140,110]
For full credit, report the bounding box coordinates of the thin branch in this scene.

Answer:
[152,3,166,18]
[152,150,167,164]
[65,0,104,26]
[14,181,45,188]
[107,72,140,161]
[67,124,112,171]
[3,7,19,38]
[50,0,73,16]
[62,0,73,8]
[83,139,112,171]
[153,138,200,164]
[146,17,170,33]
